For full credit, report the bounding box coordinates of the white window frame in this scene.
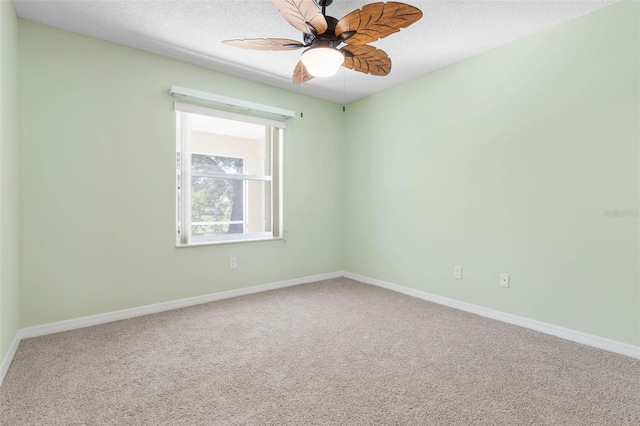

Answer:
[176,102,284,246]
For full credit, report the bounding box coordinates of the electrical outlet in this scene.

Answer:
[230,257,237,269]
[454,266,462,279]
[500,273,510,288]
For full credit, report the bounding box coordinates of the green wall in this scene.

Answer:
[344,1,639,345]
[15,2,640,348]
[0,0,20,363]
[18,20,344,327]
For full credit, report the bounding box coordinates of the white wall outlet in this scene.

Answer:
[500,273,510,288]
[454,266,462,279]
[230,257,237,269]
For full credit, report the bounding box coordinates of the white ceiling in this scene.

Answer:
[14,0,621,103]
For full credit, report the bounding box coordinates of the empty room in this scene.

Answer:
[1,0,638,424]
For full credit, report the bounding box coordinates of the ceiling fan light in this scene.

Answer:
[301,47,344,78]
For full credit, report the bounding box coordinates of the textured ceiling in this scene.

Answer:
[14,0,621,103]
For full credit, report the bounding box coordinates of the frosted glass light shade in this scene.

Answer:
[301,47,344,77]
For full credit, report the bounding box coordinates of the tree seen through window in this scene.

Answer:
[190,154,244,236]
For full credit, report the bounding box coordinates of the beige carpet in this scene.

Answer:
[1,278,639,425]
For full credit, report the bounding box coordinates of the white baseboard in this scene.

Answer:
[0,271,341,385]
[0,333,21,385]
[19,271,342,340]
[343,271,640,360]
[2,269,638,386]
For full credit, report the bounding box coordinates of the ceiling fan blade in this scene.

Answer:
[341,45,391,76]
[272,0,328,36]
[292,61,315,85]
[222,38,304,51]
[336,2,423,45]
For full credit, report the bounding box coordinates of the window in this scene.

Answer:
[176,102,283,245]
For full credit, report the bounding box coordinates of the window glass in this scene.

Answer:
[176,104,282,245]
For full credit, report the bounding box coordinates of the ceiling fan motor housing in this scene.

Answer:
[305,15,341,48]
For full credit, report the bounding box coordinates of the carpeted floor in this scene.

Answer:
[1,278,639,425]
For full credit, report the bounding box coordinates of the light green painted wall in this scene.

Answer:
[0,0,20,362]
[343,2,639,345]
[15,2,640,348]
[18,20,344,327]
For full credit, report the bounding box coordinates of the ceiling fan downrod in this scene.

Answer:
[314,0,334,16]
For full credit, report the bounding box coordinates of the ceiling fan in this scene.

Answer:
[223,0,423,84]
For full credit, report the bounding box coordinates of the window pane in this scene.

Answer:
[191,154,243,174]
[191,177,244,237]
[246,180,272,234]
[189,177,272,238]
[189,113,269,177]
[190,113,265,139]
[176,105,281,245]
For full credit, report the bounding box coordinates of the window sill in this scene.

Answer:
[176,237,284,248]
